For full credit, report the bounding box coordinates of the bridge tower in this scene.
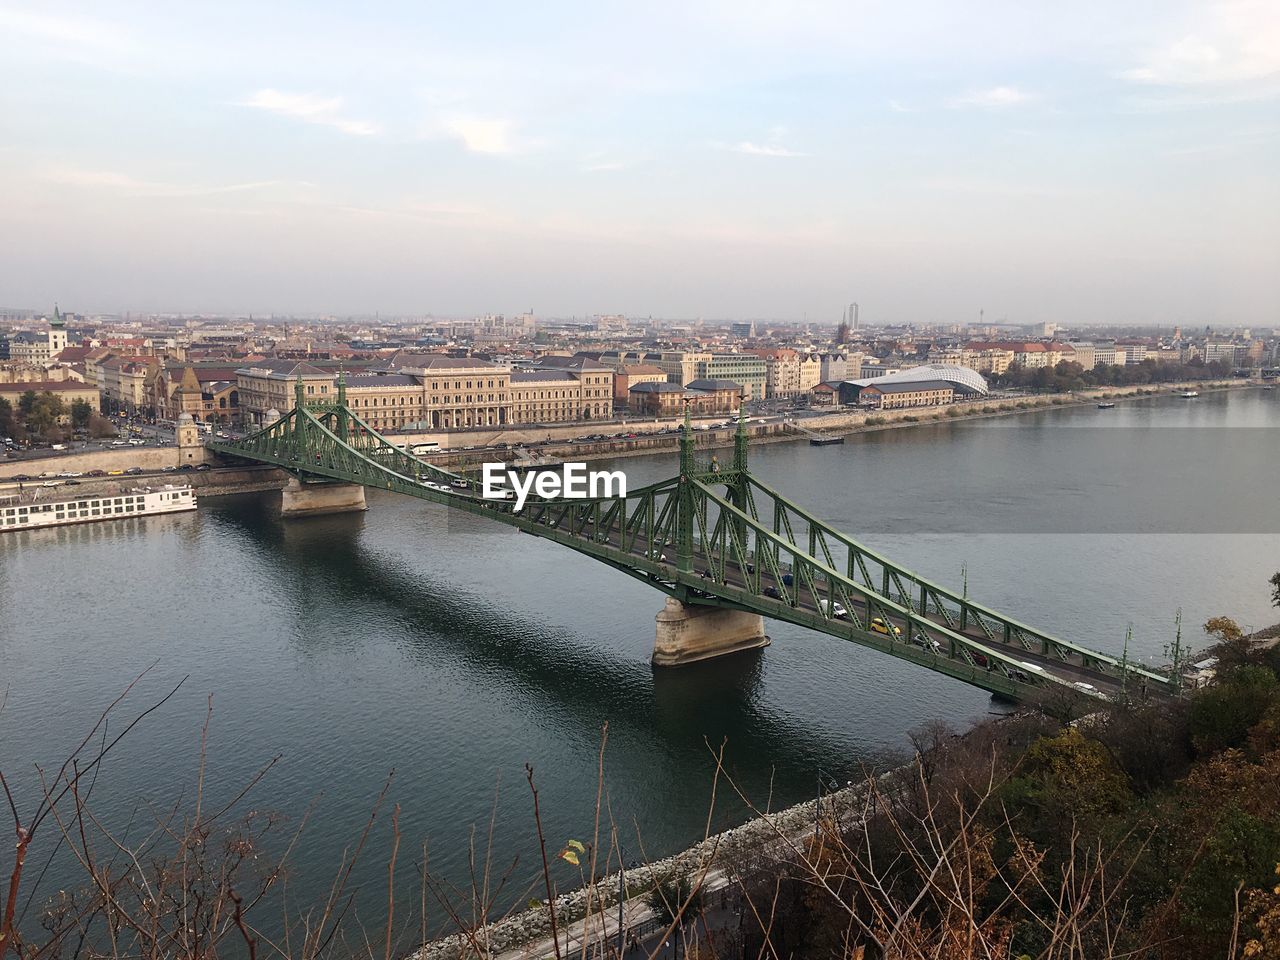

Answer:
[653,403,769,667]
[278,372,368,518]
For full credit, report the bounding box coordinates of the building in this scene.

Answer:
[8,328,68,364]
[962,345,1015,375]
[628,381,693,417]
[817,352,848,383]
[510,369,589,423]
[390,354,510,429]
[693,354,767,401]
[858,380,955,409]
[749,348,801,399]
[1116,341,1149,365]
[1067,342,1096,370]
[591,350,710,387]
[150,363,243,423]
[843,363,989,402]
[0,380,100,422]
[1008,343,1052,368]
[798,354,823,393]
[344,371,428,431]
[807,381,842,406]
[613,364,668,406]
[1093,341,1120,367]
[97,356,161,415]
[236,360,337,427]
[527,356,614,419]
[684,378,745,413]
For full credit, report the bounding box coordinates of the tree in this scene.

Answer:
[22,392,66,438]
[70,399,92,430]
[1271,572,1280,610]
[88,413,116,438]
[0,396,14,438]
[1205,615,1253,671]
[1189,666,1279,755]
[999,727,1133,843]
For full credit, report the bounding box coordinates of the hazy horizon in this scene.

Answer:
[2,1,1277,324]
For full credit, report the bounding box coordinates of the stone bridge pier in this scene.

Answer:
[652,597,769,667]
[280,477,368,517]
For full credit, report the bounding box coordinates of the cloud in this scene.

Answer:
[442,116,514,154]
[888,99,915,113]
[40,167,309,198]
[948,85,1033,108]
[1122,2,1280,90]
[239,89,379,136]
[729,141,808,157]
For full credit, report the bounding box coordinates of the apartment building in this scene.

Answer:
[694,354,767,401]
[798,354,822,393]
[748,348,801,399]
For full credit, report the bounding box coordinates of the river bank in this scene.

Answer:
[426,378,1256,471]
[411,753,907,960]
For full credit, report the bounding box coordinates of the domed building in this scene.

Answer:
[837,363,989,408]
[854,363,989,396]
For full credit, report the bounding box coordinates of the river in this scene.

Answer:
[2,388,1277,936]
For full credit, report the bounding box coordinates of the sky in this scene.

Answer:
[1,1,1277,325]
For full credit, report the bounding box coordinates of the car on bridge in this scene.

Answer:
[819,599,850,620]
[913,632,943,653]
[870,617,902,638]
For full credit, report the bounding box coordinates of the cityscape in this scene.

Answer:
[2,3,1280,960]
[2,306,1276,448]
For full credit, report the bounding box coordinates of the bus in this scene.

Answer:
[411,442,441,456]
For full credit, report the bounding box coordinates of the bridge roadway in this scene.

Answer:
[209,394,1172,703]
[511,499,1140,701]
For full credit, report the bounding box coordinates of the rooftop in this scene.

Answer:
[863,380,956,394]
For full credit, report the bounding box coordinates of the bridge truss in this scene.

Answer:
[208,376,1176,702]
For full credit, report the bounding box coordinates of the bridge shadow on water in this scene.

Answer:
[201,493,902,813]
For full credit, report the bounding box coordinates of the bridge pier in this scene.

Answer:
[279,477,368,517]
[652,598,769,667]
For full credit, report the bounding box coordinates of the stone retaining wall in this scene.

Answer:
[411,769,899,960]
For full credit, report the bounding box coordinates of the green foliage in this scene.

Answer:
[0,396,15,438]
[992,357,1232,393]
[1190,666,1280,756]
[1271,571,1280,610]
[70,399,93,429]
[1000,728,1133,841]
[18,391,66,438]
[1181,805,1280,945]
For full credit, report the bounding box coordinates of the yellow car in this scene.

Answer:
[869,617,902,638]
[108,469,125,475]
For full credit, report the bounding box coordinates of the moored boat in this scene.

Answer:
[1,483,196,532]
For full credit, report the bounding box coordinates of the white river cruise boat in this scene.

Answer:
[0,484,196,532]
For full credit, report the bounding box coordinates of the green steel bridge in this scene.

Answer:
[208,377,1177,703]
